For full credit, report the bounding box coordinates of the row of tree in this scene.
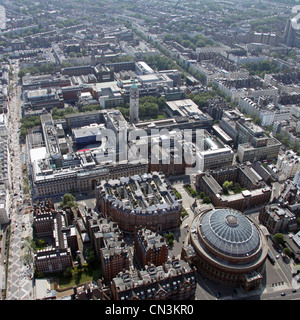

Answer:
[242,60,281,79]
[118,95,166,121]
[163,33,215,50]
[18,63,56,78]
[272,233,292,257]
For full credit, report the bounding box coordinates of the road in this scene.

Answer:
[5,60,34,300]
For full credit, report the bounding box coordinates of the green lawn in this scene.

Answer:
[58,267,103,289]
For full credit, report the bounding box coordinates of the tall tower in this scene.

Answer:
[130,80,139,123]
[284,18,296,47]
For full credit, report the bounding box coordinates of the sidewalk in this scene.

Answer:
[220,282,291,300]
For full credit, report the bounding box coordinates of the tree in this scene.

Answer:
[283,247,291,257]
[38,239,46,247]
[139,102,159,120]
[199,192,205,199]
[202,196,211,204]
[60,193,78,210]
[85,247,96,269]
[273,233,285,246]
[76,255,82,268]
[292,142,299,153]
[260,60,272,71]
[165,232,175,246]
[157,96,166,110]
[72,266,81,284]
[222,181,233,194]
[18,70,25,78]
[282,137,290,147]
[63,267,72,278]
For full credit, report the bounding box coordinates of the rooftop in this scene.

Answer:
[97,172,181,214]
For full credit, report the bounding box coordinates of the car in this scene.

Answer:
[281,292,286,296]
[184,224,189,228]
[292,289,297,293]
[276,255,280,259]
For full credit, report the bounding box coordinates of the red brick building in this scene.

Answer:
[134,227,168,267]
[96,172,182,232]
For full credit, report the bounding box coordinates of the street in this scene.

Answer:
[5,60,34,300]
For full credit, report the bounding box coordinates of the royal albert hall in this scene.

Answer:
[185,207,268,292]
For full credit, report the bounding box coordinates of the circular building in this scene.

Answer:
[96,172,182,232]
[184,208,268,292]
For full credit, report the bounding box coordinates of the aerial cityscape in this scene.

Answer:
[0,0,300,305]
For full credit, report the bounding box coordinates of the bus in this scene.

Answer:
[267,250,275,264]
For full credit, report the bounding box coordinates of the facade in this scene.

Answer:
[182,208,268,292]
[236,118,265,146]
[189,55,249,85]
[237,137,281,163]
[129,80,139,123]
[33,204,54,237]
[72,123,106,147]
[277,150,300,179]
[96,172,182,232]
[32,154,148,198]
[33,199,78,274]
[111,258,196,300]
[0,137,11,190]
[196,146,234,172]
[34,247,73,275]
[259,203,298,234]
[22,73,71,91]
[0,189,9,225]
[196,164,272,211]
[283,18,300,48]
[23,88,64,112]
[64,110,105,132]
[276,179,298,205]
[239,97,275,127]
[134,227,168,268]
[85,214,129,283]
[273,119,300,150]
[214,75,278,103]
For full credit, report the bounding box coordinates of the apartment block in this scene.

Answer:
[85,213,129,283]
[259,203,298,234]
[33,199,78,274]
[134,227,168,268]
[111,259,196,300]
[237,137,281,163]
[96,172,182,232]
[196,164,271,211]
[34,247,73,275]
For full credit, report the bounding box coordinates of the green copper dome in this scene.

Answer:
[131,79,138,89]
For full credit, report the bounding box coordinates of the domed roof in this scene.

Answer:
[199,208,261,258]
